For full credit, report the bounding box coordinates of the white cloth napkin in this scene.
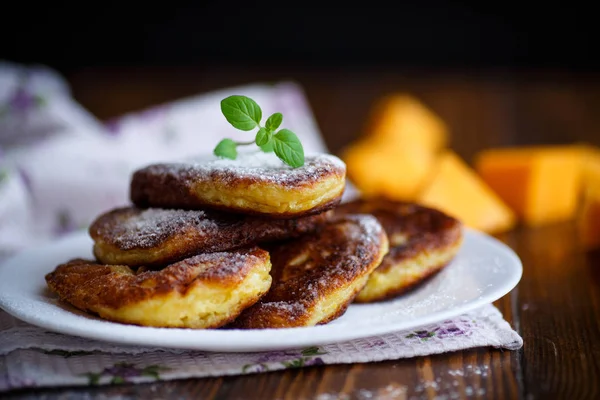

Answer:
[0,61,334,260]
[0,306,522,392]
[0,62,522,392]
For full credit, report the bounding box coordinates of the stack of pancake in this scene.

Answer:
[45,151,463,329]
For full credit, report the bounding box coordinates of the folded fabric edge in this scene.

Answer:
[0,341,521,393]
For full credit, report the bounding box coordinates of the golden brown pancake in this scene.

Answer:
[334,198,463,303]
[130,151,346,218]
[231,214,389,329]
[90,206,332,267]
[45,247,272,328]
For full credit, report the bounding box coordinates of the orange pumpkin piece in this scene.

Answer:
[474,145,582,226]
[363,93,448,151]
[342,141,436,200]
[578,144,600,191]
[418,151,516,234]
[578,185,600,250]
[341,94,448,200]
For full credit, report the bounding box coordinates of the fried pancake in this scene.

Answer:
[90,206,332,267]
[334,198,463,303]
[231,214,389,329]
[130,151,346,218]
[45,247,272,328]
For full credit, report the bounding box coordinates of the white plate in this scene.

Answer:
[0,228,522,352]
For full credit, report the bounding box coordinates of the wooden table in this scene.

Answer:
[7,66,600,399]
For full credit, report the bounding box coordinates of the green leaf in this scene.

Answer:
[213,138,238,159]
[272,129,305,168]
[282,358,305,369]
[301,346,327,356]
[255,128,271,146]
[142,370,160,380]
[84,373,101,385]
[142,365,164,380]
[111,376,125,384]
[34,94,46,107]
[242,364,253,373]
[220,95,262,131]
[265,112,283,132]
[259,141,274,153]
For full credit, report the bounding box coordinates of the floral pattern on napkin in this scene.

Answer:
[0,305,522,392]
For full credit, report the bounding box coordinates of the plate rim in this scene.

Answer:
[0,228,522,352]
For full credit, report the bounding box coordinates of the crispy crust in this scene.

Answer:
[334,197,463,303]
[231,214,389,329]
[90,207,332,267]
[45,247,272,328]
[129,153,346,218]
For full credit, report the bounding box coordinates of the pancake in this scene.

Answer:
[45,247,272,328]
[334,198,463,303]
[130,151,346,218]
[231,214,389,329]
[90,206,332,267]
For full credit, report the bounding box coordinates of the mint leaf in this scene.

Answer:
[272,129,304,168]
[213,138,237,159]
[255,128,271,146]
[220,95,262,131]
[265,112,283,132]
[259,141,274,153]
[216,96,304,164]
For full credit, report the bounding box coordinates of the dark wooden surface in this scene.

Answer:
[6,66,600,399]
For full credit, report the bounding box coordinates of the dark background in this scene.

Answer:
[2,2,598,75]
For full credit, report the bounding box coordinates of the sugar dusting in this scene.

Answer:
[406,364,489,399]
[105,208,219,250]
[151,150,346,186]
[187,248,265,280]
[247,214,386,319]
[93,207,331,254]
[343,214,386,247]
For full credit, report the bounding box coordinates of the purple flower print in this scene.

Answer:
[255,350,301,364]
[406,318,477,341]
[241,363,270,374]
[242,346,327,373]
[305,357,325,367]
[242,350,302,373]
[279,347,327,369]
[104,119,121,135]
[436,318,476,339]
[406,330,436,340]
[365,339,386,349]
[9,86,38,112]
[53,210,78,236]
[436,323,467,338]
[1,74,45,117]
[83,362,168,385]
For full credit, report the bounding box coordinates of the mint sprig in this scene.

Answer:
[214,95,305,168]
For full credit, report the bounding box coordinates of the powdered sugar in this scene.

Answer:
[187,248,266,280]
[98,208,219,250]
[343,214,386,247]
[144,150,346,187]
[91,206,331,256]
